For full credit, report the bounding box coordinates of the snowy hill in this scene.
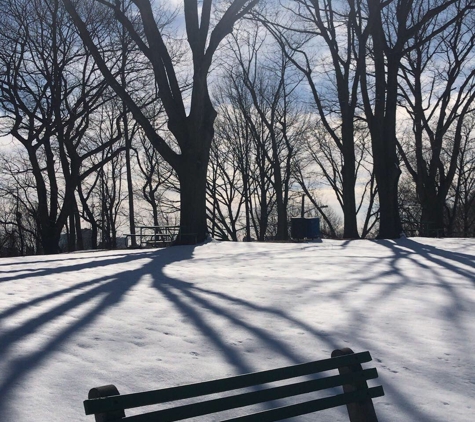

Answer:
[1,238,474,421]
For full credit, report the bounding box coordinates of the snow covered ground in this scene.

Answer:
[0,238,474,421]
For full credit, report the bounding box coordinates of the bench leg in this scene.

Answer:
[332,348,379,422]
[88,384,125,422]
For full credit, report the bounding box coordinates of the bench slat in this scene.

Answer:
[112,369,379,422]
[221,386,385,422]
[84,351,372,415]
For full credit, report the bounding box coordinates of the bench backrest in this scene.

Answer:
[84,348,384,422]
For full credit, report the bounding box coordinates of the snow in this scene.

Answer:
[0,238,474,421]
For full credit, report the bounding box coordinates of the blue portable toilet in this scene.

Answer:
[291,218,320,240]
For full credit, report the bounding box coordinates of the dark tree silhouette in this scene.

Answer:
[0,0,117,254]
[361,0,475,238]
[259,0,365,238]
[398,10,475,236]
[62,0,260,244]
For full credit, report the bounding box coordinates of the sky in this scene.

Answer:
[0,135,14,150]
[0,237,474,421]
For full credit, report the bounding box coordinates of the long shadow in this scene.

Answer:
[0,247,194,420]
[397,238,475,282]
[324,238,475,422]
[0,249,142,269]
[1,242,344,419]
[0,250,159,320]
[373,239,474,324]
[187,285,339,352]
[0,250,150,283]
[3,239,470,421]
[0,277,120,321]
[280,238,474,422]
[146,249,344,416]
[383,239,474,346]
[148,253,341,374]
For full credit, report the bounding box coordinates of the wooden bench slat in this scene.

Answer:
[120,387,385,422]
[220,387,385,422]
[107,369,379,422]
[84,352,373,415]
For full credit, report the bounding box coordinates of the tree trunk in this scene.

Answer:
[374,117,402,239]
[272,161,288,240]
[91,222,98,250]
[341,135,359,238]
[75,201,84,250]
[16,211,24,256]
[41,228,61,255]
[68,211,76,252]
[367,4,402,239]
[376,165,402,238]
[258,167,268,241]
[243,171,251,241]
[125,122,137,247]
[420,204,445,237]
[176,157,209,244]
[419,184,446,237]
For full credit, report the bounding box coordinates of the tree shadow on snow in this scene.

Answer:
[2,239,470,421]
[323,238,475,422]
[0,243,346,421]
[0,247,193,420]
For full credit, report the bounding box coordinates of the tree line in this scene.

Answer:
[1,0,475,256]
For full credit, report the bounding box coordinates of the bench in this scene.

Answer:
[84,348,384,422]
[145,234,174,248]
[125,226,199,248]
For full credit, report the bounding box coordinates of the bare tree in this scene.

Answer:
[207,133,246,241]
[212,71,265,241]
[216,24,306,240]
[0,152,39,255]
[135,131,178,229]
[360,0,475,238]
[397,8,475,236]
[446,115,475,236]
[258,0,368,238]
[0,0,122,253]
[62,0,260,244]
[213,68,273,241]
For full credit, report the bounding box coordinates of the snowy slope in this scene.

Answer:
[0,238,474,421]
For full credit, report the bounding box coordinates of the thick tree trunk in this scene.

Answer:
[376,166,401,238]
[176,155,209,244]
[91,223,98,250]
[41,227,61,255]
[275,199,288,240]
[373,122,402,238]
[364,1,403,239]
[341,141,359,238]
[420,204,445,237]
[374,123,402,238]
[151,197,159,227]
[419,186,445,237]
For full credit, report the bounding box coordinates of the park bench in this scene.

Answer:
[84,348,384,422]
[145,233,174,248]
